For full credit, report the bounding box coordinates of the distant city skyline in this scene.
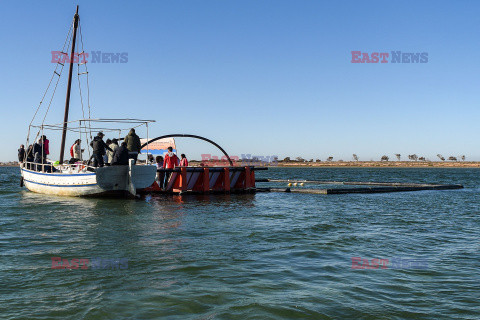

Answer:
[1,0,479,162]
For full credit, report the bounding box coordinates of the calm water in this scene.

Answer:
[1,166,479,319]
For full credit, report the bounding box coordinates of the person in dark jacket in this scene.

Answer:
[33,138,45,163]
[124,128,141,164]
[18,145,25,163]
[32,138,47,171]
[26,145,34,169]
[111,142,130,166]
[155,156,165,189]
[90,132,112,167]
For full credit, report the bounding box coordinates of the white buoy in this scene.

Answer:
[293,183,298,187]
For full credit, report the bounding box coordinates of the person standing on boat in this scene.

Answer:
[33,138,45,163]
[70,139,84,162]
[111,142,130,165]
[124,128,141,164]
[155,156,165,189]
[26,145,34,169]
[18,145,25,163]
[103,139,112,165]
[33,138,46,171]
[163,147,179,168]
[163,146,179,187]
[147,154,154,164]
[90,132,112,167]
[180,154,188,166]
[107,138,119,164]
[42,135,50,158]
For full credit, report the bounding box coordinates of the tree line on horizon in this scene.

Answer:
[280,154,467,163]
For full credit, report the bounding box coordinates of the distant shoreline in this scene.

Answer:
[3,161,479,168]
[190,160,480,168]
[271,161,480,168]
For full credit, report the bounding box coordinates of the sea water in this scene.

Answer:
[0,167,478,319]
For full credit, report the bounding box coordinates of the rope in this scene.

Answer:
[40,47,70,126]
[77,19,92,159]
[26,21,73,147]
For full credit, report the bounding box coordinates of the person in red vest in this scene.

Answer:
[180,154,188,166]
[163,146,179,187]
[163,146,179,169]
[42,135,49,157]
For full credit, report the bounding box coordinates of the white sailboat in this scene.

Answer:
[20,6,156,197]
[21,156,155,197]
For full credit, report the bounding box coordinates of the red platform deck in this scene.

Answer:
[141,166,267,195]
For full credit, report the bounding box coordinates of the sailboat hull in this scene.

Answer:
[21,164,156,197]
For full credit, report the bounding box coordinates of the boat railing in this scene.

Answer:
[21,161,96,173]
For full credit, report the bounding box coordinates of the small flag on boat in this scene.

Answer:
[140,138,176,155]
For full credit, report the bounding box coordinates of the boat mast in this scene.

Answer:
[59,5,79,164]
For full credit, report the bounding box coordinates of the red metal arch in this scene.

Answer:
[141,134,234,166]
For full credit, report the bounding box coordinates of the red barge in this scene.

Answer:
[139,134,267,195]
[143,166,266,195]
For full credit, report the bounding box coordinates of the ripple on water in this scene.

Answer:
[0,167,479,319]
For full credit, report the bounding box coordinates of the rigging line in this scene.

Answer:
[80,24,93,138]
[76,41,87,157]
[77,39,86,132]
[27,22,74,144]
[40,29,74,126]
[78,19,92,159]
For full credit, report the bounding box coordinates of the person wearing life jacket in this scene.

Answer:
[180,154,188,166]
[163,147,179,187]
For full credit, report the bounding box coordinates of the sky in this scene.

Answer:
[0,0,479,162]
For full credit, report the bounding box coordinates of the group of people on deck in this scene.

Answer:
[154,147,188,189]
[18,130,189,182]
[70,129,142,167]
[18,135,51,171]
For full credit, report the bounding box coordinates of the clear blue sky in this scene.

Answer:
[1,0,479,162]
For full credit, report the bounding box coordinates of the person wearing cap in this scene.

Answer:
[90,132,112,167]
